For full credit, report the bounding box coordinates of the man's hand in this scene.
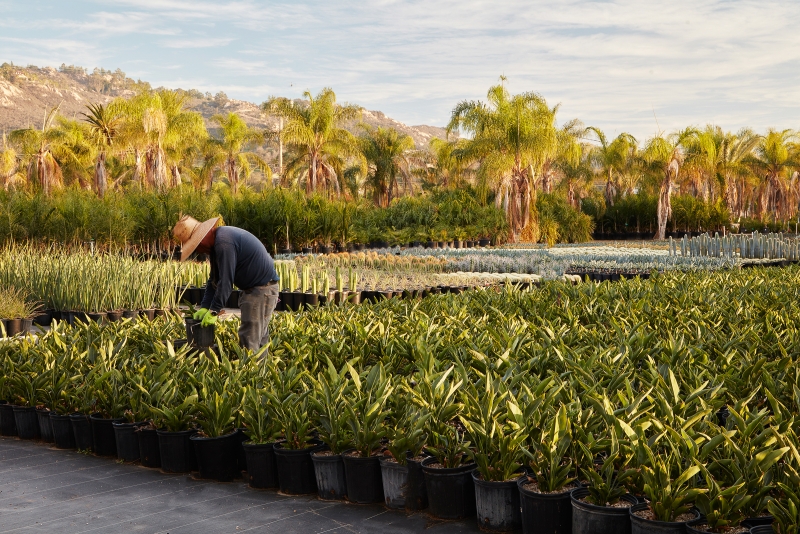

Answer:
[193,308,209,320]
[200,311,218,327]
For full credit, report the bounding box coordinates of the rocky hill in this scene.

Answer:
[0,63,450,148]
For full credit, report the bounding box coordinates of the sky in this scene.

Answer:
[1,0,800,141]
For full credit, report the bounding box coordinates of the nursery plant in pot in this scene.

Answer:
[342,363,393,504]
[519,404,579,534]
[460,373,527,532]
[629,445,704,534]
[309,358,354,500]
[767,482,800,534]
[191,363,243,482]
[689,473,751,534]
[381,388,429,510]
[411,362,476,520]
[572,429,639,534]
[268,362,322,495]
[8,366,47,440]
[241,386,281,489]
[87,359,128,456]
[151,385,199,474]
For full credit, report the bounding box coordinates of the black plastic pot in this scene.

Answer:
[4,318,22,336]
[140,309,156,321]
[741,517,774,530]
[113,421,142,462]
[70,413,93,451]
[243,441,279,489]
[122,310,138,320]
[36,408,54,442]
[158,429,198,473]
[303,293,319,308]
[748,526,774,534]
[0,402,17,436]
[13,406,40,440]
[406,455,429,511]
[191,323,215,348]
[343,450,385,504]
[33,310,53,326]
[137,426,162,468]
[571,487,637,534]
[234,428,247,474]
[422,457,477,519]
[479,238,491,247]
[185,318,199,345]
[50,413,75,449]
[191,432,240,481]
[312,452,348,500]
[87,312,106,324]
[473,471,522,532]
[686,519,742,534]
[90,414,124,456]
[518,477,575,534]
[273,441,323,495]
[380,457,408,509]
[630,502,700,534]
[107,310,124,322]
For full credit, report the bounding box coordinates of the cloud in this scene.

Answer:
[2,0,799,139]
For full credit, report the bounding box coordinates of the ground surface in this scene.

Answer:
[0,437,481,534]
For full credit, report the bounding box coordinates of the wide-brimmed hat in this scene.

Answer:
[172,215,222,261]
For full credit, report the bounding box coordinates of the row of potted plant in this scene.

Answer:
[2,273,800,534]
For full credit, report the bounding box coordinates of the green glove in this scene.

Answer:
[193,308,209,320]
[200,311,217,327]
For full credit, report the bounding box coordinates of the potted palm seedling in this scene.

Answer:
[410,364,476,520]
[191,382,241,482]
[241,386,281,489]
[381,386,429,510]
[151,382,199,473]
[267,360,322,494]
[86,350,128,457]
[520,404,579,534]
[309,358,354,500]
[460,373,527,532]
[342,363,393,504]
[571,421,639,534]
[629,445,704,534]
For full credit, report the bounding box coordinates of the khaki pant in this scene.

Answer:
[238,284,279,356]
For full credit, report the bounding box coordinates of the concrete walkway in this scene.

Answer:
[0,437,482,534]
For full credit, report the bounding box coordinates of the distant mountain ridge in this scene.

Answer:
[0,63,451,147]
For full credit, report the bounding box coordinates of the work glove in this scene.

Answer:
[200,311,218,327]
[193,308,209,320]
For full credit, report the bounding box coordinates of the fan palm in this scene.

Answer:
[447,80,558,240]
[9,105,67,196]
[82,102,122,197]
[746,129,800,221]
[0,134,25,190]
[643,128,695,240]
[203,112,270,194]
[587,128,638,206]
[359,126,416,206]
[264,89,361,195]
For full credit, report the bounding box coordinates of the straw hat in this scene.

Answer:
[172,215,222,261]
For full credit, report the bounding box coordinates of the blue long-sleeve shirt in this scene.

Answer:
[200,226,279,312]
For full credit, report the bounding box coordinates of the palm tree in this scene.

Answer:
[556,140,593,208]
[9,105,66,196]
[746,129,800,221]
[264,89,361,195]
[587,128,638,206]
[204,112,271,194]
[447,81,557,240]
[82,102,122,197]
[359,126,416,206]
[120,90,207,191]
[418,137,472,190]
[0,134,25,190]
[642,128,695,240]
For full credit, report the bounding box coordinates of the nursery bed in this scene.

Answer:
[0,437,481,534]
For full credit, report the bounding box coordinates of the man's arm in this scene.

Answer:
[199,276,215,310]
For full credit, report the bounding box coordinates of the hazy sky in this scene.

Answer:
[2,0,799,140]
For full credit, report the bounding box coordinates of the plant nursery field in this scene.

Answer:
[2,260,800,533]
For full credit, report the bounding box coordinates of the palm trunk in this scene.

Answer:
[94,151,107,198]
[170,165,181,189]
[604,169,615,207]
[37,150,49,197]
[309,152,317,194]
[656,171,672,240]
[227,157,238,195]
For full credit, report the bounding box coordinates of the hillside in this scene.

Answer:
[0,63,451,148]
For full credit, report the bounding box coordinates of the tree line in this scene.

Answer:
[1,77,798,242]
